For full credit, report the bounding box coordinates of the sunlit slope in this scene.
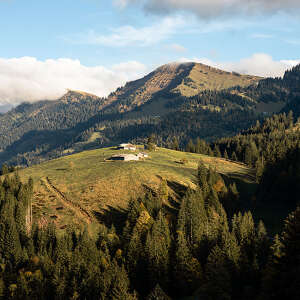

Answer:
[173,63,261,97]
[17,147,255,229]
[109,62,261,110]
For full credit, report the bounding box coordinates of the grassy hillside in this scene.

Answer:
[173,63,261,97]
[15,147,255,231]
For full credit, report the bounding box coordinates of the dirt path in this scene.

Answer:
[41,177,92,224]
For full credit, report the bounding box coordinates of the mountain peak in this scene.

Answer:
[107,61,262,112]
[156,61,194,71]
[60,89,101,103]
[158,61,233,76]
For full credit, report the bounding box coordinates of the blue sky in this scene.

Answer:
[1,0,300,104]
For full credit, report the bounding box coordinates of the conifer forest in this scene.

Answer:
[0,152,299,299]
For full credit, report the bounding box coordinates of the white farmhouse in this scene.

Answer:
[118,143,137,151]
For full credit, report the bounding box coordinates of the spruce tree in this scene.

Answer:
[231,151,238,161]
[145,211,171,290]
[197,161,209,197]
[174,231,202,296]
[177,190,206,252]
[244,146,253,166]
[110,262,134,300]
[263,207,300,299]
[186,139,195,153]
[256,220,269,267]
[15,201,27,245]
[195,138,202,154]
[214,145,222,158]
[199,245,232,300]
[146,284,171,300]
[1,164,9,176]
[157,179,169,204]
[224,149,229,160]
[2,220,22,263]
[171,137,180,151]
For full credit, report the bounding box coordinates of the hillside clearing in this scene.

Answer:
[15,147,255,230]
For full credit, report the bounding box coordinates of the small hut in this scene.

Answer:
[110,154,139,161]
[137,152,149,159]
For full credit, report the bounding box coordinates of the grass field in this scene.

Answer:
[16,146,255,232]
[174,63,261,97]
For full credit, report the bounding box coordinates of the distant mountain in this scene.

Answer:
[0,103,13,113]
[0,90,106,150]
[0,90,107,165]
[0,62,299,167]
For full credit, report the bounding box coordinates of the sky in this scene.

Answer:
[1,0,300,105]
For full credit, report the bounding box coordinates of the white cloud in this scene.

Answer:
[169,43,187,52]
[0,57,147,105]
[75,16,184,47]
[178,53,300,77]
[65,18,256,50]
[1,54,299,107]
[117,0,300,19]
[251,33,274,39]
[285,39,300,45]
[281,59,300,66]
[113,0,129,9]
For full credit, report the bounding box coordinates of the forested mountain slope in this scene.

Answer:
[0,90,106,151]
[0,63,299,167]
[195,112,300,231]
[186,112,300,204]
[237,64,300,116]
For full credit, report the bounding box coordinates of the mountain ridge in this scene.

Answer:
[0,62,299,167]
[0,61,262,114]
[106,62,262,113]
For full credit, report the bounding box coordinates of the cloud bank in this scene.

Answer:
[179,53,300,77]
[116,0,300,18]
[0,54,299,106]
[0,57,147,105]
